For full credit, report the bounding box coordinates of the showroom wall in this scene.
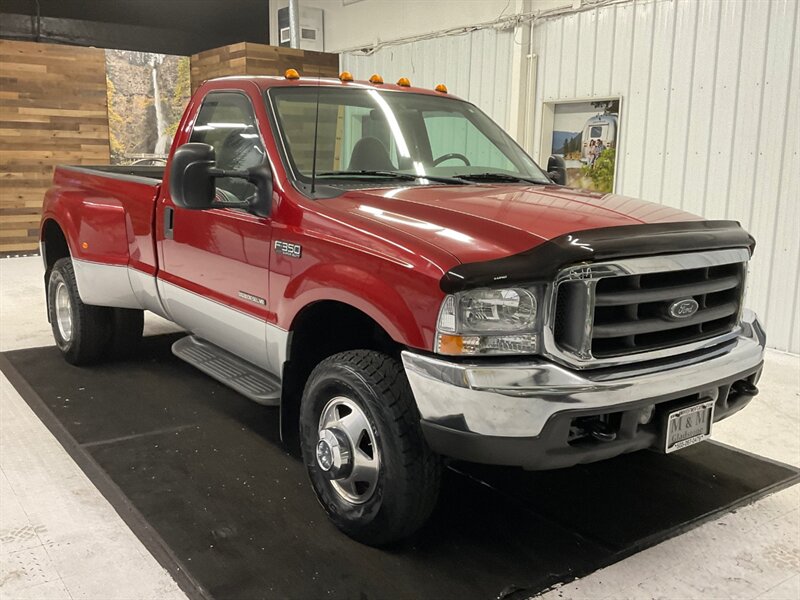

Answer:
[529,0,799,353]
[268,0,545,53]
[0,37,340,257]
[0,40,110,255]
[342,27,518,134]
[331,0,800,354]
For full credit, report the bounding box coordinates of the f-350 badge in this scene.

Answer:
[274,240,302,259]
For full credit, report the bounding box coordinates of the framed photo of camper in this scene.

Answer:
[539,97,621,194]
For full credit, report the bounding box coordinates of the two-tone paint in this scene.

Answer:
[41,76,709,383]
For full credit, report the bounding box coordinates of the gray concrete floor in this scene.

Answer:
[1,255,798,599]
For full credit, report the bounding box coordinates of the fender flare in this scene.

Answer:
[283,262,431,350]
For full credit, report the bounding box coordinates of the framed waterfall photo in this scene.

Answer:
[104,50,191,165]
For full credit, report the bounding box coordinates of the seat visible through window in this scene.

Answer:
[348,137,394,171]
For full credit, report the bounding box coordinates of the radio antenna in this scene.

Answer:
[310,66,322,195]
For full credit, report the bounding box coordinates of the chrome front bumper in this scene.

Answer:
[402,310,766,440]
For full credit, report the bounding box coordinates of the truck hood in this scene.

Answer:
[324,184,702,265]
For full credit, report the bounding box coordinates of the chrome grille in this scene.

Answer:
[548,248,749,367]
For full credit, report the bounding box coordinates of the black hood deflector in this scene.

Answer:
[440,220,755,294]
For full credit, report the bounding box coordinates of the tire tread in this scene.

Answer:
[303,350,441,545]
[49,258,111,365]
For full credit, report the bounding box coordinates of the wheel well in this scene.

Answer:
[280,301,401,446]
[41,219,70,272]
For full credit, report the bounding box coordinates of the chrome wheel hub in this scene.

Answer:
[315,428,352,478]
[54,280,73,342]
[318,396,380,504]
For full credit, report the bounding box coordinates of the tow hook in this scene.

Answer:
[732,380,759,397]
[585,419,617,442]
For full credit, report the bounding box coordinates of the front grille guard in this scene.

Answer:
[542,248,751,370]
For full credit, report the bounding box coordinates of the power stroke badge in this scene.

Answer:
[274,240,302,259]
[238,291,266,306]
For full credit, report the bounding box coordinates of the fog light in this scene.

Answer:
[638,405,655,425]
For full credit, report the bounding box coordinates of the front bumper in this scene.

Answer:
[401,310,766,470]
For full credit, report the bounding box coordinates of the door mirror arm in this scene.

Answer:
[207,165,273,217]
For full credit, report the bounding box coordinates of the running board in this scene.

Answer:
[172,335,281,406]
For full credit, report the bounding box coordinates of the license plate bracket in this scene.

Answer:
[664,399,715,454]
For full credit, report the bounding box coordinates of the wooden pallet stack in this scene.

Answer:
[190,42,339,92]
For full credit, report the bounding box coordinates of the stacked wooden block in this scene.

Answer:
[191,42,339,92]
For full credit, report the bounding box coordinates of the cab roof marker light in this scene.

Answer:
[339,71,354,82]
[284,68,300,80]
[435,83,448,93]
[397,77,411,87]
[369,73,384,84]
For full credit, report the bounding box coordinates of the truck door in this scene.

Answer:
[158,89,279,374]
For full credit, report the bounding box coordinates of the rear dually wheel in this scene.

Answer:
[47,258,112,365]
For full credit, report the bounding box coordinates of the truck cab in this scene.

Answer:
[39,72,765,545]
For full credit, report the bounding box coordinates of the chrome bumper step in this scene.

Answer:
[172,335,281,406]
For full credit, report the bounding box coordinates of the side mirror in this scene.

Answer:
[547,155,567,186]
[169,143,216,210]
[169,142,273,217]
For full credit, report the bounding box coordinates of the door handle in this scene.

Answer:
[164,207,174,239]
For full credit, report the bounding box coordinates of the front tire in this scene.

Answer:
[299,350,441,546]
[47,258,112,365]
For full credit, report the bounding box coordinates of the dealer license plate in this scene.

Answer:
[664,399,715,454]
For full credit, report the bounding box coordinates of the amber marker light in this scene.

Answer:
[284,68,300,80]
[339,71,354,82]
[434,83,448,93]
[369,73,384,84]
[437,334,464,355]
[397,77,411,87]
[81,242,89,249]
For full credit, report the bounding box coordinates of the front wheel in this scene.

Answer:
[299,350,441,546]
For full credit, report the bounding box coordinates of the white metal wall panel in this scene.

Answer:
[340,27,516,130]
[532,0,799,353]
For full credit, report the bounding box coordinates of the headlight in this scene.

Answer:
[435,287,541,356]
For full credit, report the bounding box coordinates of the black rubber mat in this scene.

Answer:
[2,335,797,600]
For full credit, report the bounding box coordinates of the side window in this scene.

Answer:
[190,92,266,203]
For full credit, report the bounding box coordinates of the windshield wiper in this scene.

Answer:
[451,172,547,185]
[315,170,469,185]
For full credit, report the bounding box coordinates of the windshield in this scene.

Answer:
[269,87,549,186]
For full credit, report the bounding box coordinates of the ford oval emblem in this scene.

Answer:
[668,298,699,319]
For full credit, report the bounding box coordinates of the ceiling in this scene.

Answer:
[0,0,271,55]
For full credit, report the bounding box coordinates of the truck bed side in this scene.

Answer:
[40,165,165,314]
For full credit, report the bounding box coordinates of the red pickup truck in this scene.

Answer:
[40,73,765,545]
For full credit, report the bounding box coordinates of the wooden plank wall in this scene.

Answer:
[0,39,336,255]
[191,42,339,92]
[0,40,110,255]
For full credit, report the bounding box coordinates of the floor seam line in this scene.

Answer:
[79,424,198,449]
